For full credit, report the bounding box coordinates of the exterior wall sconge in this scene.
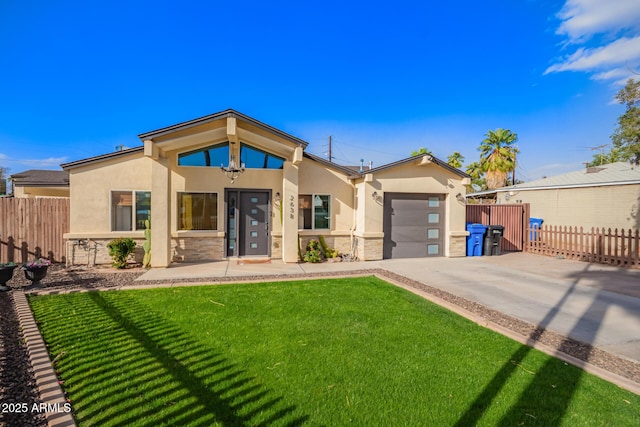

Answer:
[456,193,466,203]
[275,192,281,202]
[220,154,245,183]
[372,191,378,199]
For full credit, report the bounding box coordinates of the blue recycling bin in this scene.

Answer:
[466,223,487,256]
[529,218,543,241]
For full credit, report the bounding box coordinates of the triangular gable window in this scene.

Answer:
[178,143,229,167]
[240,144,284,169]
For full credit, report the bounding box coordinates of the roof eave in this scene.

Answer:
[138,109,309,148]
[303,153,358,175]
[61,147,144,170]
[349,155,469,179]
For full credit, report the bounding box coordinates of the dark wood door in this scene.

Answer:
[239,191,269,256]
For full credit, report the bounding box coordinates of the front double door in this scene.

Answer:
[226,190,270,257]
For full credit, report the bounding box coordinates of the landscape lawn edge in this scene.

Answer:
[18,268,639,425]
[13,290,76,427]
[373,271,640,396]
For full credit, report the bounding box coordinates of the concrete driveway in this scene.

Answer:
[138,252,640,364]
[377,253,640,364]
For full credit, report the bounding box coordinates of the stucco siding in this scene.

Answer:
[68,154,152,234]
[298,158,354,233]
[168,150,284,235]
[368,162,468,256]
[497,184,640,230]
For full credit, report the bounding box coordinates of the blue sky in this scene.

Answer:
[1,0,639,182]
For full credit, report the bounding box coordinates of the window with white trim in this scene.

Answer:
[298,194,330,229]
[111,191,151,231]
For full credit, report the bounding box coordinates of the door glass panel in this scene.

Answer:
[428,213,440,223]
[251,197,258,203]
[427,229,439,239]
[427,244,439,255]
[250,231,258,237]
[428,197,440,208]
[250,243,258,249]
[251,220,258,226]
[250,208,258,214]
[227,192,237,255]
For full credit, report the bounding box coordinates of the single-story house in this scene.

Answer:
[61,109,471,267]
[468,162,640,231]
[9,170,70,198]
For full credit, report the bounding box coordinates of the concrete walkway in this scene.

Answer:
[138,253,640,365]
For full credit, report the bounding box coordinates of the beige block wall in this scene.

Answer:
[14,186,69,198]
[497,185,640,231]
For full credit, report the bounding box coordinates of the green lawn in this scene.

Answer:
[29,277,639,426]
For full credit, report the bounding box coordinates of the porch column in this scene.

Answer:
[282,160,299,263]
[149,150,171,267]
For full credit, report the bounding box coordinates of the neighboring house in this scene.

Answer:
[61,109,471,267]
[9,169,70,198]
[469,162,640,231]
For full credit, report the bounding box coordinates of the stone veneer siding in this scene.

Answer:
[66,238,145,266]
[271,235,283,259]
[356,236,383,261]
[172,237,225,262]
[66,234,367,265]
[448,234,467,257]
[298,235,352,261]
[65,237,227,266]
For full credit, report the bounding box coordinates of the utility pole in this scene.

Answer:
[588,144,609,165]
[328,135,332,162]
[512,151,516,185]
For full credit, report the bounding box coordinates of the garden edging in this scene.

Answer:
[13,290,76,427]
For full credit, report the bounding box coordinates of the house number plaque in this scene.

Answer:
[289,195,295,220]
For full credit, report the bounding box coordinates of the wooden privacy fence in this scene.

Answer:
[466,204,530,251]
[527,225,640,269]
[0,198,69,264]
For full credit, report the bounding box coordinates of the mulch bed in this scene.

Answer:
[1,263,639,426]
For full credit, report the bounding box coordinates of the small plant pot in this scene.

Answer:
[24,266,49,284]
[0,265,17,291]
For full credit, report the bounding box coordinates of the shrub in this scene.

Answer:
[142,220,151,269]
[107,238,137,269]
[303,239,323,263]
[318,235,338,258]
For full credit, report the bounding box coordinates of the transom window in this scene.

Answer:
[298,194,330,229]
[178,192,218,230]
[240,144,284,169]
[178,143,229,167]
[111,191,151,231]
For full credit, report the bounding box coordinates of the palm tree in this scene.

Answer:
[465,161,486,191]
[447,151,464,169]
[479,128,518,190]
[410,147,432,157]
